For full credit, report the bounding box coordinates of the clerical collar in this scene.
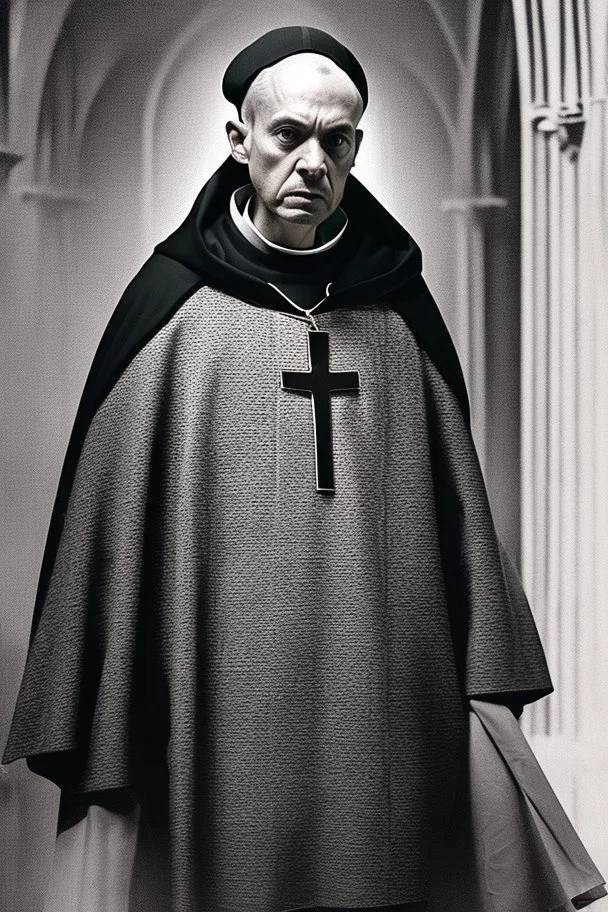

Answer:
[229,183,348,255]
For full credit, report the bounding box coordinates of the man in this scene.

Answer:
[5,23,597,912]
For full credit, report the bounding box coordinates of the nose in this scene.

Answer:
[296,138,327,180]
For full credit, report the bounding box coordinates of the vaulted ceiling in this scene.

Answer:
[6,0,476,188]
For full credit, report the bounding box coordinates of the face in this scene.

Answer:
[226,53,364,245]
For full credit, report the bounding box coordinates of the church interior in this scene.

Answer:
[1,0,607,908]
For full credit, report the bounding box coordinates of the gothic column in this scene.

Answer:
[512,0,608,871]
[10,14,94,481]
[12,184,93,493]
[0,6,26,910]
[1,20,93,906]
[438,0,520,483]
[436,0,489,467]
[440,195,507,470]
[0,1,22,194]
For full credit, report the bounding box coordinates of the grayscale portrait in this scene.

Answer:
[1,3,607,911]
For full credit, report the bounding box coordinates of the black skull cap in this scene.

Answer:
[222,25,368,119]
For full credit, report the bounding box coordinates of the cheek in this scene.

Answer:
[265,154,299,190]
[250,143,288,177]
[328,161,349,190]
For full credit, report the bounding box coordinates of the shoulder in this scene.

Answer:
[105,253,205,343]
[83,253,206,417]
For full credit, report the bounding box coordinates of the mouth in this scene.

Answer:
[284,191,325,201]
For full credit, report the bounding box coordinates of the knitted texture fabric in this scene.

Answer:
[4,286,552,912]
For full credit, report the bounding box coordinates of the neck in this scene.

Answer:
[230,185,348,256]
[249,195,318,249]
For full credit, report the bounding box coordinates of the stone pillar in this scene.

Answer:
[0,8,27,908]
[440,195,508,470]
[13,183,93,448]
[0,1,22,193]
[512,0,608,872]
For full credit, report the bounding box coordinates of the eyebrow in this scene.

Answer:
[267,113,355,133]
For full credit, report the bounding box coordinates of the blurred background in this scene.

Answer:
[0,0,607,909]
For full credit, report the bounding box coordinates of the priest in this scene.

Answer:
[4,23,603,912]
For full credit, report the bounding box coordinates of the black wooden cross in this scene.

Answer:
[280,330,360,492]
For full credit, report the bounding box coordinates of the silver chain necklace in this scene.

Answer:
[267,280,334,331]
[270,279,361,494]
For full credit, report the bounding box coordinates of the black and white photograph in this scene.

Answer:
[1,2,607,910]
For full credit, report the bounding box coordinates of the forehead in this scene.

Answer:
[256,53,361,122]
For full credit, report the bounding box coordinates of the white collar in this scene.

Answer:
[229,183,348,255]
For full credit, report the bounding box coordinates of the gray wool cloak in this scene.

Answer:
[3,283,553,912]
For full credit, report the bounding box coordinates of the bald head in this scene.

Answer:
[225,50,365,249]
[240,53,365,129]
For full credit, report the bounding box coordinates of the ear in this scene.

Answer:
[225,119,250,165]
[352,129,364,167]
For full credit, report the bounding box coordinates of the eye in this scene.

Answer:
[327,133,349,151]
[276,127,298,143]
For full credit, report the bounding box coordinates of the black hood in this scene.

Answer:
[155,154,424,312]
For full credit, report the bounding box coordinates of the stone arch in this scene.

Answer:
[423,0,466,80]
[140,4,235,245]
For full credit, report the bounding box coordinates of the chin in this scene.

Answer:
[275,207,322,225]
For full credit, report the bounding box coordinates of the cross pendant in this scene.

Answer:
[280,330,360,493]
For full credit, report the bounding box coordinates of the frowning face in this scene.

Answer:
[226,53,364,249]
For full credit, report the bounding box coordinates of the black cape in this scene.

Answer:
[19,155,472,654]
[2,155,555,910]
[4,153,552,760]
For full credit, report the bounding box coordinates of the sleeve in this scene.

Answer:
[420,349,554,708]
